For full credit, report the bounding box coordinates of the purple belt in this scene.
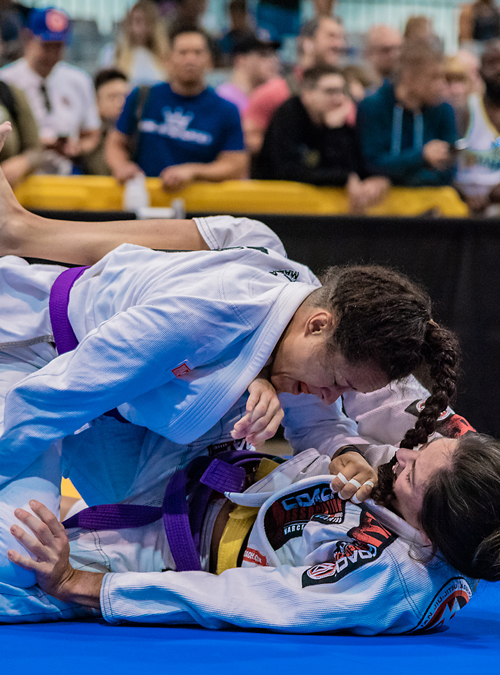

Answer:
[49,266,89,355]
[51,269,277,570]
[49,265,128,424]
[64,448,277,572]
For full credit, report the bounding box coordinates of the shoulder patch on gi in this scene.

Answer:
[408,577,474,632]
[404,400,475,438]
[302,510,396,587]
[264,482,345,550]
[172,362,191,378]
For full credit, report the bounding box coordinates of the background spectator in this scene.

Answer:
[342,64,376,102]
[106,25,247,191]
[255,64,389,214]
[357,40,457,187]
[244,16,347,154]
[0,7,101,175]
[404,15,434,42]
[81,68,129,176]
[217,0,255,63]
[457,48,484,94]
[255,0,337,42]
[455,39,500,215]
[460,1,500,43]
[101,0,168,87]
[255,0,302,42]
[0,0,30,66]
[364,24,402,91]
[217,35,280,114]
[0,79,43,185]
[444,55,473,132]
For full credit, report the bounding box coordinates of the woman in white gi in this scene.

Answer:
[5,427,500,634]
[0,121,460,592]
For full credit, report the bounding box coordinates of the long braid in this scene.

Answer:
[400,321,461,449]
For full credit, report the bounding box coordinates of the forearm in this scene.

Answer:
[77,130,100,156]
[1,149,43,186]
[105,131,135,176]
[190,153,248,182]
[8,213,208,265]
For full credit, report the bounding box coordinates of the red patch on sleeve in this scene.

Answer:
[172,363,191,378]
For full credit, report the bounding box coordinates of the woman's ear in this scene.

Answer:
[306,310,333,336]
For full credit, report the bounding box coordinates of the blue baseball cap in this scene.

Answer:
[29,8,72,42]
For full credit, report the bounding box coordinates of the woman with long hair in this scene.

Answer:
[103,0,169,87]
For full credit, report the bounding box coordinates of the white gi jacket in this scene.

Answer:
[86,450,476,635]
[0,449,476,632]
[0,216,337,486]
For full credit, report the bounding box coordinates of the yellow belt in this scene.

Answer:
[216,458,279,575]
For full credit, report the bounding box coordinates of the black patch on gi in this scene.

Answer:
[264,481,345,550]
[302,510,396,587]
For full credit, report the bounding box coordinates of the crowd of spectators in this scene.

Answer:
[3,0,500,216]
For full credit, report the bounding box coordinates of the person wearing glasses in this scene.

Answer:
[255,65,390,214]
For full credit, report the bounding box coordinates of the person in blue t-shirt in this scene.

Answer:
[106,26,248,190]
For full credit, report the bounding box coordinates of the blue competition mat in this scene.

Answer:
[2,581,499,675]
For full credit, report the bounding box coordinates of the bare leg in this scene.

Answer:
[0,123,208,265]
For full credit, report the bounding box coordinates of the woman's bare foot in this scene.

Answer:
[0,121,35,256]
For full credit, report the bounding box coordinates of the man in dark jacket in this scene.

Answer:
[255,64,389,213]
[357,40,457,186]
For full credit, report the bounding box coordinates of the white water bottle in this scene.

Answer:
[123,173,150,212]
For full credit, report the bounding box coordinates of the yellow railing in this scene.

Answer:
[14,176,469,217]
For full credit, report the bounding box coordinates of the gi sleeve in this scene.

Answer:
[195,215,288,257]
[0,298,239,485]
[280,376,431,468]
[279,393,370,457]
[100,558,418,635]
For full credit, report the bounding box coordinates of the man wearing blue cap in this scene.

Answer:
[0,7,100,174]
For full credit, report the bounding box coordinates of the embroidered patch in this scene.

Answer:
[408,577,474,632]
[264,482,345,550]
[404,400,475,437]
[269,269,299,282]
[242,548,268,566]
[172,363,191,378]
[405,399,454,421]
[302,510,396,587]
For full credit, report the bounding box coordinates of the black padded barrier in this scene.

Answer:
[33,210,500,436]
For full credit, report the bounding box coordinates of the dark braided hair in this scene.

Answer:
[312,265,460,448]
[421,433,500,581]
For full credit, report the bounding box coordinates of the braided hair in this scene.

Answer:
[313,265,460,448]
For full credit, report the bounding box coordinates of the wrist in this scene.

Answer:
[57,569,104,609]
[333,445,365,458]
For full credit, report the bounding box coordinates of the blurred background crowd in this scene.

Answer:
[1,0,500,215]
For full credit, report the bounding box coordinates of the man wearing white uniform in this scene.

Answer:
[0,8,100,175]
